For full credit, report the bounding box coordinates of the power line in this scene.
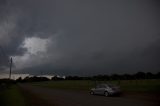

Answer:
[0,45,13,79]
[9,57,12,79]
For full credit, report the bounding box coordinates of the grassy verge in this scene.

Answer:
[32,79,160,93]
[0,85,26,106]
[20,86,54,106]
[32,80,93,91]
[115,79,160,92]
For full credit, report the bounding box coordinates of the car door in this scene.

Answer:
[98,85,106,95]
[94,85,101,94]
[95,85,105,95]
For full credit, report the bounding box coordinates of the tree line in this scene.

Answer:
[0,71,160,83]
[19,71,160,81]
[65,71,160,80]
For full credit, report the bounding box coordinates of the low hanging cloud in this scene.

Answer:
[0,0,160,76]
[13,36,50,69]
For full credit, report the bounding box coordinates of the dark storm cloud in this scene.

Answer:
[0,0,160,75]
[0,0,56,69]
[45,0,160,75]
[0,0,28,69]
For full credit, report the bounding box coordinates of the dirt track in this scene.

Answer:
[19,84,159,106]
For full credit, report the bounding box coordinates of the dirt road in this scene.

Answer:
[19,84,159,106]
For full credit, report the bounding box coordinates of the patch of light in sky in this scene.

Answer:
[12,36,51,70]
[23,37,49,54]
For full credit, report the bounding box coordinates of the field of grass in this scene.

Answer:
[0,79,159,106]
[0,85,26,106]
[32,79,160,93]
[33,80,93,91]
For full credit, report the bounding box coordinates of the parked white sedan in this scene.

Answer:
[90,83,121,96]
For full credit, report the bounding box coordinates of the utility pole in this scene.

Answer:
[9,57,12,79]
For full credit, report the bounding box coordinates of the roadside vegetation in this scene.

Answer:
[15,71,158,93]
[0,71,159,106]
[0,79,53,106]
[0,84,26,106]
[30,72,160,93]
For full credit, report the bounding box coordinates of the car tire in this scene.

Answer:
[90,91,94,95]
[104,91,109,97]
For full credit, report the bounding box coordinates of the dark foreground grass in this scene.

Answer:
[0,84,54,106]
[20,86,54,106]
[32,79,160,93]
[0,85,26,106]
[33,80,93,91]
[115,79,160,92]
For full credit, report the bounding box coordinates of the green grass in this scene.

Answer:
[0,85,26,106]
[33,80,93,91]
[110,79,160,92]
[32,79,160,93]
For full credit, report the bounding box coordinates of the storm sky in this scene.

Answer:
[0,0,160,76]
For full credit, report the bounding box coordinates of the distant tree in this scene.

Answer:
[110,74,121,80]
[134,72,146,79]
[92,74,110,81]
[51,75,64,80]
[16,77,22,82]
[155,72,160,79]
[22,76,50,82]
[146,72,153,79]
[122,74,133,80]
[51,75,59,80]
[82,77,92,80]
[102,75,110,80]
[65,76,83,80]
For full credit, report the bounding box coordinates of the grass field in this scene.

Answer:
[0,84,53,106]
[0,85,26,106]
[0,79,159,106]
[32,79,160,93]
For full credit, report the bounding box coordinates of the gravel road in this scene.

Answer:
[19,84,159,106]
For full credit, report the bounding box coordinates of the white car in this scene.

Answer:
[90,83,121,97]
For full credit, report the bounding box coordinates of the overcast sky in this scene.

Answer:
[0,0,160,76]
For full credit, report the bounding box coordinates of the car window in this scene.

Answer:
[97,85,106,88]
[96,84,106,88]
[101,85,106,88]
